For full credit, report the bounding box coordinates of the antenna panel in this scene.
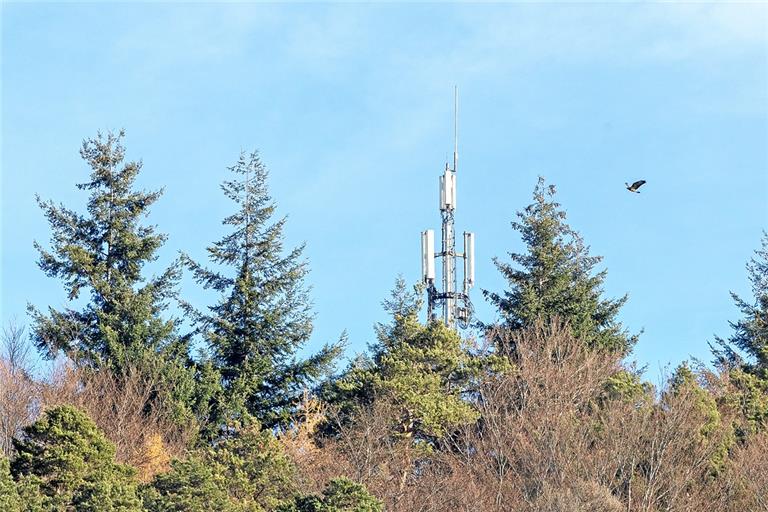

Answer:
[450,171,456,208]
[440,169,456,210]
[464,232,475,288]
[421,230,435,282]
[439,175,446,209]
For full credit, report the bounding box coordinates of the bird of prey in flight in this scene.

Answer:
[625,180,646,193]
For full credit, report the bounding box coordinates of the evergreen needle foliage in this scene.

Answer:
[141,458,235,512]
[143,417,296,512]
[325,278,501,443]
[29,131,181,367]
[0,457,21,512]
[714,232,768,377]
[27,130,200,423]
[181,151,342,430]
[4,132,766,512]
[11,406,142,511]
[281,478,383,512]
[713,232,768,433]
[485,177,635,353]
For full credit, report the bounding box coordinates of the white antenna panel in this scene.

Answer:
[439,175,446,209]
[440,170,456,210]
[464,232,475,288]
[421,230,435,282]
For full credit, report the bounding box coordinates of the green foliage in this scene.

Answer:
[373,316,480,440]
[326,278,501,443]
[28,131,200,424]
[669,364,734,475]
[10,406,141,511]
[602,368,652,404]
[190,354,224,430]
[144,417,299,511]
[142,459,235,512]
[14,475,47,512]
[0,457,21,512]
[484,177,634,353]
[712,233,768,435]
[714,232,768,378]
[279,478,382,512]
[182,151,341,430]
[721,368,768,437]
[29,130,177,365]
[320,478,382,512]
[202,417,296,510]
[278,495,325,512]
[670,365,720,435]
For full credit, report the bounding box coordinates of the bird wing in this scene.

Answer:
[633,180,646,188]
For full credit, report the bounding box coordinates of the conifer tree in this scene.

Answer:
[182,151,341,430]
[144,416,296,511]
[669,364,734,475]
[318,478,382,512]
[29,130,185,368]
[369,279,483,441]
[11,406,141,511]
[28,131,199,421]
[714,233,768,377]
[325,278,499,444]
[0,457,21,512]
[141,458,235,512]
[713,233,768,434]
[484,177,634,353]
[282,478,383,512]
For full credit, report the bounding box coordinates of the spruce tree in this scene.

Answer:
[713,233,768,434]
[484,177,634,353]
[28,131,198,421]
[669,364,734,475]
[29,130,183,367]
[714,233,768,377]
[182,151,341,430]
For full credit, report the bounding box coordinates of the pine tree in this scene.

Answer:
[714,233,768,377]
[144,416,297,511]
[0,457,21,512]
[141,459,236,512]
[28,131,198,421]
[484,177,634,353]
[370,279,483,441]
[281,478,383,512]
[324,278,500,443]
[29,130,184,367]
[319,478,382,512]
[203,417,296,510]
[11,406,141,511]
[182,151,341,430]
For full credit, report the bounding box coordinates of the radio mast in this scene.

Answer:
[421,87,475,329]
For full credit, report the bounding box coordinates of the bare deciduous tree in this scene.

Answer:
[41,361,196,481]
[0,321,38,457]
[290,320,765,512]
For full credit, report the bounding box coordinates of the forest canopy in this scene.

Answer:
[1,131,766,511]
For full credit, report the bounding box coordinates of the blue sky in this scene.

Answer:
[2,2,767,382]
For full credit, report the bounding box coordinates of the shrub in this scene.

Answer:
[10,405,141,511]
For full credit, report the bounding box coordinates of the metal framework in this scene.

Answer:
[421,88,475,329]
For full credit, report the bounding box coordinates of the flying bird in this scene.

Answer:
[625,180,646,193]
